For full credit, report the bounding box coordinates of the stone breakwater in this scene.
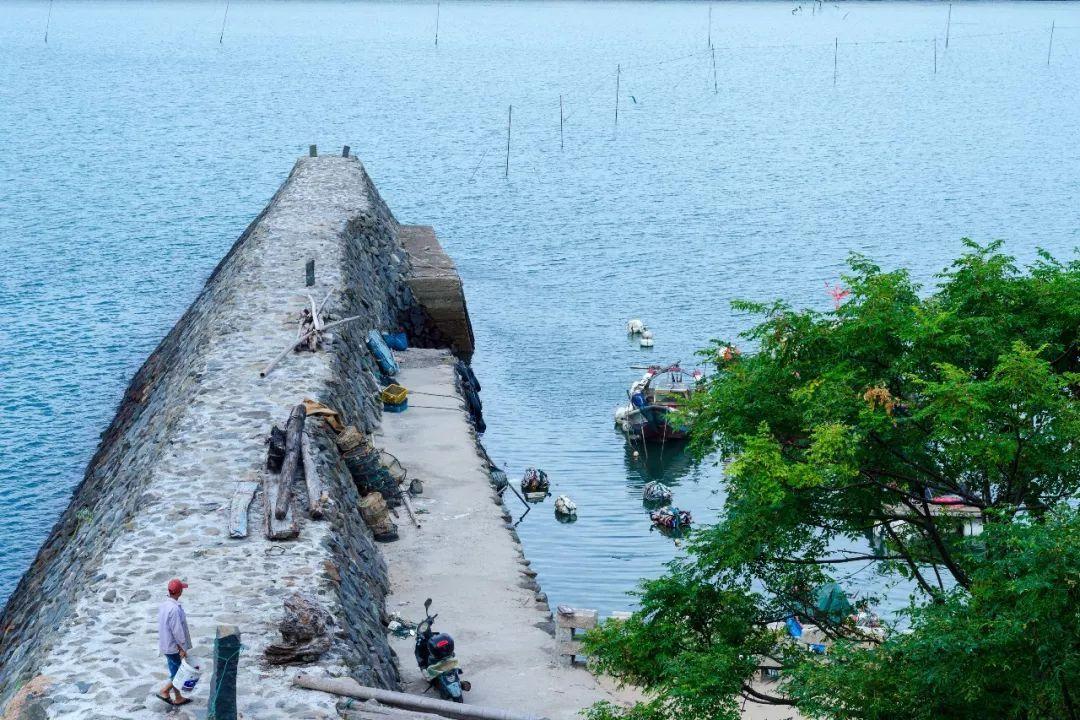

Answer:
[0,156,471,718]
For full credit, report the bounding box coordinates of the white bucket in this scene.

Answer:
[171,656,202,695]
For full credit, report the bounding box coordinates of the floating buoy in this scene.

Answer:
[639,330,654,348]
[643,481,673,504]
[554,495,577,517]
[626,319,646,335]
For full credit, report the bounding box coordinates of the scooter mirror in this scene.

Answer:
[424,598,432,612]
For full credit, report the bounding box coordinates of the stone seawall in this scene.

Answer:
[0,156,471,718]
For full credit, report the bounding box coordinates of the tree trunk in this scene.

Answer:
[276,405,306,520]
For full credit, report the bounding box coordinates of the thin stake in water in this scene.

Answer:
[220,0,229,44]
[614,64,621,130]
[934,37,937,74]
[435,0,441,46]
[505,105,512,178]
[945,3,952,49]
[559,94,564,150]
[708,5,712,49]
[711,47,718,94]
[833,37,838,85]
[45,0,52,44]
[1047,21,1055,66]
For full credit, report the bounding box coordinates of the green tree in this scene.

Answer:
[584,241,1080,720]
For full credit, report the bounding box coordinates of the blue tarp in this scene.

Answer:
[382,332,408,351]
[367,330,399,376]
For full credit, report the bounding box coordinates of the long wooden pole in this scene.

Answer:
[934,37,937,74]
[559,95,564,150]
[294,675,548,720]
[260,314,362,377]
[220,0,229,44]
[504,105,512,178]
[1047,21,1055,66]
[711,47,718,94]
[833,37,838,85]
[45,0,53,44]
[435,0,440,46]
[275,405,306,520]
[614,64,621,129]
[301,432,323,519]
[945,3,952,49]
[707,5,712,49]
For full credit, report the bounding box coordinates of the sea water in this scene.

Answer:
[1,1,1078,611]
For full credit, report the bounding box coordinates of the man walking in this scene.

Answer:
[157,578,192,706]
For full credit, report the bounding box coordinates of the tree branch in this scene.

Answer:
[740,683,796,706]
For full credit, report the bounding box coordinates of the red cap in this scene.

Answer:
[167,579,188,595]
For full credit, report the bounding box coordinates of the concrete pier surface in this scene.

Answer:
[16,156,406,718]
[0,155,442,718]
[376,351,634,720]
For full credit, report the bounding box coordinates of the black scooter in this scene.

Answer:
[414,598,471,702]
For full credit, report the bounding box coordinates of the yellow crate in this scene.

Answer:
[380,384,409,405]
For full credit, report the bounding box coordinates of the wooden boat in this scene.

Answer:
[615,364,699,442]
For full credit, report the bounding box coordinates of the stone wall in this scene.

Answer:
[0,156,471,715]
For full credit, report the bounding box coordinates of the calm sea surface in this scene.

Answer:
[1,1,1078,612]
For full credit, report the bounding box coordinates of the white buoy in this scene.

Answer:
[626,318,646,335]
[639,330,654,348]
[554,495,578,517]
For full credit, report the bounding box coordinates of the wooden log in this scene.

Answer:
[399,492,422,529]
[301,431,323,519]
[305,259,315,287]
[207,625,240,720]
[293,675,549,720]
[260,314,364,377]
[228,481,259,538]
[276,405,306,520]
[264,469,299,540]
[307,294,325,331]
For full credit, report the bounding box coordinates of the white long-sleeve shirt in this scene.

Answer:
[157,597,191,655]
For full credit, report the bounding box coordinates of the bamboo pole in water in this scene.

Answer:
[708,5,712,49]
[44,0,52,44]
[711,47,718,94]
[559,95,564,150]
[614,64,621,130]
[1047,21,1055,66]
[934,37,937,74]
[435,0,441,46]
[505,105,512,178]
[833,38,838,85]
[220,0,229,44]
[945,4,952,49]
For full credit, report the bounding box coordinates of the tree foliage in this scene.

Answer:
[584,241,1080,720]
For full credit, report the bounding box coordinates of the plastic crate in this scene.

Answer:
[381,384,409,405]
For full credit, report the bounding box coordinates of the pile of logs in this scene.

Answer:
[231,403,327,541]
[268,404,326,539]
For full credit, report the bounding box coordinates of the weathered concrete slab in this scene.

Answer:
[375,351,636,720]
[398,225,475,361]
